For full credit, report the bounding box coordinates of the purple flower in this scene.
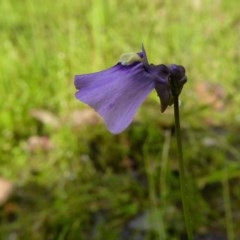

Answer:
[75,45,186,134]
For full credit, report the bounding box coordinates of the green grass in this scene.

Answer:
[0,0,240,239]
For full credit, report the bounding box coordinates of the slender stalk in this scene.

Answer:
[223,173,234,240]
[160,130,171,203]
[173,95,193,240]
[143,134,166,240]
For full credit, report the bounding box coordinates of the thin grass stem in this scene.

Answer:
[223,173,235,240]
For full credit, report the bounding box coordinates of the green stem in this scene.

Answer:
[223,172,234,240]
[173,96,193,240]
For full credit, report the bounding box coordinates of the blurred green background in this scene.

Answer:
[0,0,240,239]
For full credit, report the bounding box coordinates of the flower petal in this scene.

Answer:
[75,62,155,134]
